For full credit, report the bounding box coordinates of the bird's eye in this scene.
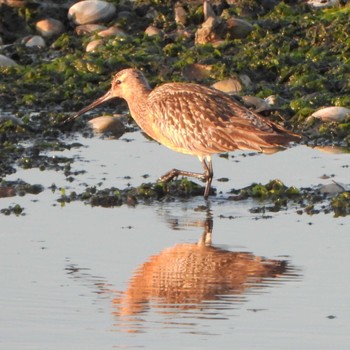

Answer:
[115,79,121,85]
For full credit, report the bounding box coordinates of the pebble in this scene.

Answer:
[242,96,271,112]
[195,16,225,45]
[86,39,104,53]
[212,77,243,94]
[174,2,187,26]
[68,0,116,25]
[23,35,46,48]
[203,0,216,20]
[75,24,106,36]
[0,0,27,7]
[307,0,339,8]
[226,17,253,39]
[0,54,17,67]
[182,63,212,80]
[35,18,65,38]
[98,25,127,38]
[144,25,163,37]
[88,115,125,138]
[319,182,346,194]
[310,106,350,122]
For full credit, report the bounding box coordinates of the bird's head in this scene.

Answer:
[61,68,150,125]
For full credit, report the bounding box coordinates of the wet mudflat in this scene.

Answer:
[1,132,350,349]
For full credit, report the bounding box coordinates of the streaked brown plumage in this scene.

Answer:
[64,68,300,199]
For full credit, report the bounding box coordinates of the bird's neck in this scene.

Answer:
[124,85,153,136]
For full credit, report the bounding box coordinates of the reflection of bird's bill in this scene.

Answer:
[61,89,115,125]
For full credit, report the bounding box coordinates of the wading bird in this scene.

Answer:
[64,68,300,199]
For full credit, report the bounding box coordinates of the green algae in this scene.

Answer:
[56,178,212,207]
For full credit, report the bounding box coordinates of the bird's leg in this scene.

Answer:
[158,156,213,199]
[202,157,213,200]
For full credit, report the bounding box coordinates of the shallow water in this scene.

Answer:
[1,131,350,349]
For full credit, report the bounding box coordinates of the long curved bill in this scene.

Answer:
[61,89,115,125]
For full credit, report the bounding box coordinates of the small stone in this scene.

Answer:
[0,54,17,67]
[319,183,346,194]
[226,17,254,39]
[75,24,106,36]
[144,25,163,37]
[203,0,216,20]
[24,35,46,48]
[195,16,226,45]
[310,106,350,122]
[0,0,27,7]
[174,2,187,26]
[68,0,116,25]
[86,39,104,52]
[35,18,65,38]
[307,0,339,8]
[182,63,212,80]
[212,77,243,94]
[88,115,125,138]
[242,96,271,112]
[98,25,127,38]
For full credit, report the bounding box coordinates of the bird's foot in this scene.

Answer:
[159,169,207,184]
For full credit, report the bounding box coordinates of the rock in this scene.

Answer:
[242,96,271,112]
[98,25,127,38]
[88,115,125,138]
[319,182,346,194]
[75,24,106,36]
[0,0,27,7]
[35,18,65,38]
[264,95,289,108]
[182,63,212,80]
[0,54,17,67]
[86,39,104,52]
[226,17,253,39]
[144,25,163,37]
[68,0,116,25]
[203,0,216,21]
[311,106,350,122]
[212,77,243,94]
[307,0,339,8]
[174,2,187,26]
[23,35,46,48]
[195,16,226,45]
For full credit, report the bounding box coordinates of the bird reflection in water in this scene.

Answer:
[112,216,296,321]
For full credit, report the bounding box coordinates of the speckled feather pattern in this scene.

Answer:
[127,79,299,156]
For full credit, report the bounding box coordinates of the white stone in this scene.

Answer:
[86,39,104,52]
[311,106,350,122]
[68,0,116,25]
[0,54,17,67]
[307,0,339,8]
[24,35,46,48]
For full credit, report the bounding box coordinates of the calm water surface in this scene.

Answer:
[1,132,350,349]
